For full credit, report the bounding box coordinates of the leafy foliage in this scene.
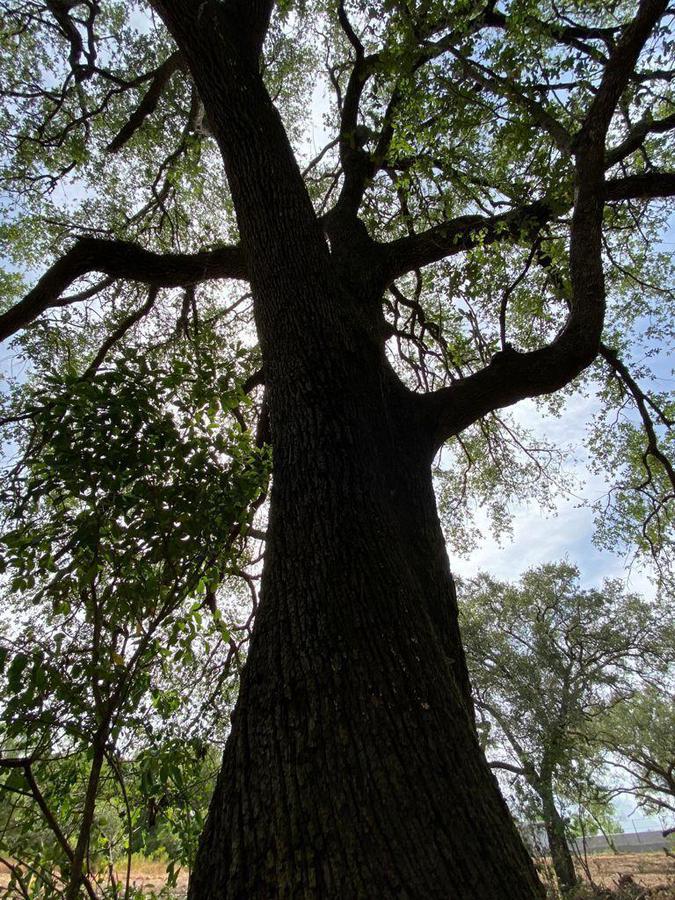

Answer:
[460,562,673,887]
[0,0,672,576]
[0,333,268,896]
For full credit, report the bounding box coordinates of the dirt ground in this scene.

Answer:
[0,859,190,897]
[530,851,675,895]
[581,851,675,890]
[119,860,189,896]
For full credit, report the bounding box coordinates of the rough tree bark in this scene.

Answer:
[189,388,546,897]
[541,791,578,892]
[144,6,545,895]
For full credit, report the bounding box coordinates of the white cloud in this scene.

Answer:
[451,392,656,598]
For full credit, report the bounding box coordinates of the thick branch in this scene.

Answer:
[46,0,88,79]
[106,51,186,152]
[446,46,572,154]
[605,170,675,200]
[382,169,675,283]
[337,0,364,58]
[489,760,528,777]
[333,2,377,218]
[606,110,675,168]
[419,0,667,449]
[332,4,508,219]
[0,239,247,342]
[484,7,618,60]
[573,0,669,152]
[382,202,553,283]
[152,0,326,308]
[226,0,275,59]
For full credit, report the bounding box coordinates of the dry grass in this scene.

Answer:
[118,859,189,897]
[584,851,675,889]
[535,851,675,898]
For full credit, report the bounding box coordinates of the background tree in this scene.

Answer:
[0,0,674,896]
[595,685,675,821]
[460,562,672,892]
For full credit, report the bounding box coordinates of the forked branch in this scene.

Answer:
[0,238,247,342]
[419,0,669,450]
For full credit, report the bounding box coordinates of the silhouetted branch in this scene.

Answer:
[106,51,186,152]
[0,239,247,342]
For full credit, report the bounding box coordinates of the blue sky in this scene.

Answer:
[452,390,658,597]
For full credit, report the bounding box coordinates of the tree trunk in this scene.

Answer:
[542,793,577,892]
[152,9,545,896]
[65,724,108,900]
[187,305,544,898]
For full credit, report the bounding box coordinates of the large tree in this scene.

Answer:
[0,1,674,897]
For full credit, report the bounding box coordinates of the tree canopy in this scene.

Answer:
[0,0,673,579]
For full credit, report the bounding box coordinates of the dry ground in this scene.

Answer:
[1,851,673,896]
[584,850,674,889]
[531,851,675,897]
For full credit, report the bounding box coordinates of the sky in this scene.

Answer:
[451,390,658,597]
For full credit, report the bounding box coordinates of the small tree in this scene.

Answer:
[460,562,670,892]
